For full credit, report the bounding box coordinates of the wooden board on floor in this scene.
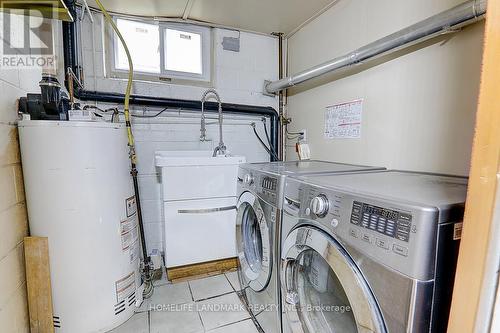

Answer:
[167,257,238,282]
[447,0,500,331]
[24,237,55,333]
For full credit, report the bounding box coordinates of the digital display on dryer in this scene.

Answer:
[363,205,399,221]
[350,201,412,242]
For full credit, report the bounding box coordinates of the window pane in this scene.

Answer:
[115,19,160,73]
[165,28,202,74]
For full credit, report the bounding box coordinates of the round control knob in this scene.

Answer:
[243,174,254,185]
[310,195,329,216]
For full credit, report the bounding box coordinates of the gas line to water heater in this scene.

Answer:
[93,0,153,298]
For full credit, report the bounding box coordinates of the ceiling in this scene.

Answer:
[88,0,335,34]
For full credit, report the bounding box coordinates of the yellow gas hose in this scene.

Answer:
[94,0,136,164]
[94,0,153,297]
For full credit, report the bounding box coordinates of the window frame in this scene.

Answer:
[108,17,212,84]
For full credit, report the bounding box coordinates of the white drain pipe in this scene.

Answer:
[264,0,486,94]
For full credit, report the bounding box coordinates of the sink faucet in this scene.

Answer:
[200,89,227,157]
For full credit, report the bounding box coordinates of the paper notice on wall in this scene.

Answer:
[324,99,363,139]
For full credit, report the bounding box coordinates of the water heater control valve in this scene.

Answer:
[310,195,329,217]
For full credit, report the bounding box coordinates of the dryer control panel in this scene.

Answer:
[350,202,412,242]
[284,174,465,282]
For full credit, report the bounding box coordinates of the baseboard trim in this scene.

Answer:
[167,257,238,282]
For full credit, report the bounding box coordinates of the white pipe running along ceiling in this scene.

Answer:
[87,0,335,34]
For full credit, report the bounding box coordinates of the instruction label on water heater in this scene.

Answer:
[121,216,139,251]
[129,241,139,264]
[115,271,136,303]
[126,196,137,217]
[324,99,363,139]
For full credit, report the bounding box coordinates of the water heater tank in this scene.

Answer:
[18,120,142,332]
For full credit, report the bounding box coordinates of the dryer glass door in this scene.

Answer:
[236,192,271,292]
[282,226,386,333]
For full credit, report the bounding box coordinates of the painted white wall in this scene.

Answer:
[1,10,277,264]
[285,0,484,176]
[75,13,279,253]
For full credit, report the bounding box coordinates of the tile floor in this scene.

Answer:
[109,271,258,333]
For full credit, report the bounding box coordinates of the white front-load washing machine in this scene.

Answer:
[280,171,467,333]
[236,161,385,333]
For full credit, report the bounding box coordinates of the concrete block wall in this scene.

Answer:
[0,29,33,333]
[0,12,278,290]
[75,13,280,253]
[0,13,63,331]
[79,12,279,107]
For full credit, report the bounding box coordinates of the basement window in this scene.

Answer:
[114,18,160,74]
[111,18,211,82]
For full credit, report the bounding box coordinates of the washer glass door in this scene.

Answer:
[282,226,386,333]
[236,191,271,292]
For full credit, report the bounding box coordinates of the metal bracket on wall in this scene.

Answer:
[262,80,277,97]
[281,114,292,126]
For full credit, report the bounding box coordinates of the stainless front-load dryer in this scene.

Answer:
[280,171,467,333]
[235,161,385,333]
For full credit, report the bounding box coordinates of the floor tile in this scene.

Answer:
[189,274,234,301]
[150,304,204,333]
[206,319,259,333]
[108,312,149,333]
[197,292,250,331]
[225,271,241,291]
[138,282,193,312]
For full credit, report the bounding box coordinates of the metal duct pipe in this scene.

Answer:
[265,0,486,94]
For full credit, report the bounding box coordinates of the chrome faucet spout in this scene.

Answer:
[200,89,226,156]
[212,145,225,157]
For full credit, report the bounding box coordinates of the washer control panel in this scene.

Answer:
[240,171,279,206]
[258,175,278,205]
[243,173,254,186]
[261,176,278,192]
[350,201,412,242]
[238,166,286,208]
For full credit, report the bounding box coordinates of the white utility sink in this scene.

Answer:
[155,150,246,201]
[155,150,246,268]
